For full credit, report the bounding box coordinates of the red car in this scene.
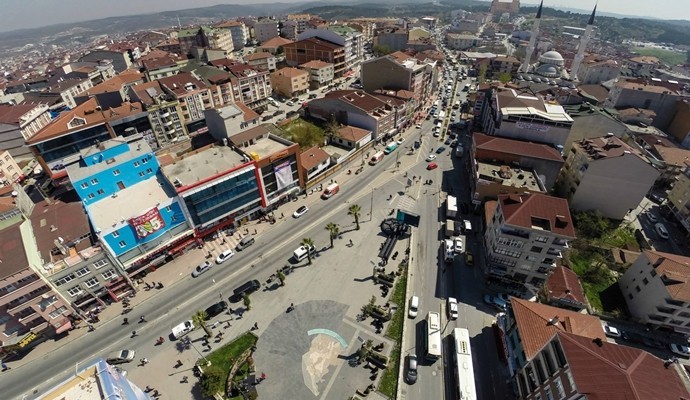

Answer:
[427,162,438,170]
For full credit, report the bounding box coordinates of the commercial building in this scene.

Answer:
[65,136,193,270]
[446,33,480,50]
[270,67,309,98]
[283,37,347,77]
[300,60,334,89]
[484,193,575,292]
[620,250,690,334]
[557,136,659,220]
[0,102,52,159]
[128,80,189,149]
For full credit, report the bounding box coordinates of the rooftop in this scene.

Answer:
[644,250,690,303]
[66,137,153,183]
[324,90,390,113]
[498,192,576,238]
[30,200,91,264]
[161,145,246,192]
[26,98,106,145]
[244,132,292,160]
[511,298,605,360]
[244,52,274,61]
[473,133,564,162]
[158,72,208,96]
[81,70,144,96]
[574,136,646,161]
[129,80,167,107]
[300,60,332,69]
[0,103,44,126]
[87,174,176,232]
[616,80,677,95]
[336,125,371,142]
[259,37,294,48]
[273,67,308,79]
[284,37,343,51]
[545,265,587,306]
[0,222,28,279]
[476,162,544,192]
[300,146,331,171]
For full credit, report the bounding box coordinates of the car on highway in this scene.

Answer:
[447,297,459,320]
[426,154,437,162]
[192,261,212,277]
[408,295,419,318]
[216,249,235,264]
[602,323,622,338]
[106,349,136,365]
[453,237,463,253]
[465,250,474,265]
[670,343,690,357]
[396,137,405,145]
[405,354,418,384]
[435,146,446,154]
[427,162,438,170]
[293,205,309,218]
[230,279,261,303]
[204,301,228,319]
[171,320,194,339]
[235,235,255,251]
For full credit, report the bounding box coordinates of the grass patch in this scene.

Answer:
[281,118,325,150]
[201,332,258,396]
[632,47,687,66]
[379,271,407,398]
[596,226,637,249]
[568,251,616,312]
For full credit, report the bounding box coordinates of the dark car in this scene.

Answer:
[308,93,317,99]
[435,146,446,154]
[261,115,273,121]
[444,138,452,145]
[273,110,285,116]
[405,354,418,384]
[229,280,261,303]
[204,301,228,320]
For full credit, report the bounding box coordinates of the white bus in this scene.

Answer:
[451,328,477,400]
[425,312,442,362]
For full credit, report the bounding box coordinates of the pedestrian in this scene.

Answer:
[176,359,183,367]
[261,372,266,382]
[254,229,257,235]
[181,376,188,383]
[349,239,353,246]
[253,322,259,330]
[145,385,152,392]
[1,361,9,371]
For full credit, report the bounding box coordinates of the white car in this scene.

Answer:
[447,297,458,320]
[216,249,235,264]
[416,124,422,129]
[453,237,463,253]
[408,295,419,318]
[602,323,621,338]
[293,205,309,218]
[171,320,194,339]
[191,261,212,277]
[670,343,690,357]
[396,137,405,145]
[286,101,294,106]
[426,154,437,162]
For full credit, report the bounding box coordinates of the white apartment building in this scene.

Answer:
[620,250,690,334]
[300,60,334,89]
[254,20,280,44]
[484,193,575,292]
[0,102,52,159]
[299,26,364,71]
[0,150,23,185]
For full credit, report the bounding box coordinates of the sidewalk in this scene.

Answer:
[7,119,423,371]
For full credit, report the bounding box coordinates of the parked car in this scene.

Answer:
[216,249,235,264]
[427,162,438,170]
[647,213,658,223]
[408,295,419,318]
[235,235,255,251]
[204,301,228,320]
[602,323,622,338]
[308,93,317,99]
[426,154,437,162]
[106,349,136,365]
[405,354,418,384]
[192,261,212,277]
[229,280,261,303]
[465,250,474,265]
[447,297,458,320]
[435,146,446,154]
[453,237,463,253]
[396,137,405,145]
[293,205,309,218]
[286,101,294,106]
[484,294,507,311]
[670,343,690,357]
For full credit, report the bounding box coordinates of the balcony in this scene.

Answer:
[500,227,530,239]
[164,120,174,127]
[552,239,569,248]
[160,112,171,118]
[546,249,563,258]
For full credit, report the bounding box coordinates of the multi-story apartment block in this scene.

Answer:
[253,19,280,43]
[307,90,397,141]
[667,99,690,147]
[280,20,299,41]
[484,193,575,291]
[575,54,620,84]
[298,26,364,70]
[177,26,233,55]
[667,161,690,235]
[158,72,214,133]
[374,28,409,52]
[287,14,311,35]
[48,78,94,109]
[0,150,23,185]
[300,60,334,89]
[558,136,659,220]
[0,222,75,356]
[490,55,521,78]
[636,133,690,187]
[210,61,272,111]
[128,81,188,149]
[560,103,628,153]
[620,250,690,333]
[74,69,145,110]
[244,52,277,72]
[216,21,248,51]
[79,49,134,74]
[140,51,187,82]
[478,87,574,148]
[605,79,683,129]
[204,103,260,141]
[361,52,435,111]
[0,102,52,159]
[65,136,193,269]
[283,37,347,77]
[270,67,309,98]
[446,33,480,50]
[52,61,116,87]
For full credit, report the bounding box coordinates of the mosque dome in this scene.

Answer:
[536,64,560,78]
[539,51,565,66]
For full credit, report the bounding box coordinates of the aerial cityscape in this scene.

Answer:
[2,0,690,399]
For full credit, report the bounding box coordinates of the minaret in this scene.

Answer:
[570,4,596,81]
[520,0,543,73]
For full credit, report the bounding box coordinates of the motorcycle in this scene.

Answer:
[156,336,165,345]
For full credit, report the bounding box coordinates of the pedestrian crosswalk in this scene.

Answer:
[398,194,418,214]
[202,230,247,256]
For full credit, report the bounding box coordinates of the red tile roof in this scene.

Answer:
[325,90,389,113]
[511,298,605,360]
[244,52,274,61]
[259,37,294,48]
[300,60,331,69]
[474,133,563,162]
[0,222,28,279]
[26,98,107,145]
[559,331,690,400]
[336,125,371,142]
[498,193,576,238]
[0,103,44,126]
[300,146,330,170]
[545,265,587,306]
[157,72,208,96]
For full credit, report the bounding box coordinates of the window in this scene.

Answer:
[636,286,641,293]
[88,193,95,199]
[535,235,548,243]
[92,259,109,270]
[90,178,99,185]
[80,182,89,189]
[544,387,554,400]
[67,286,83,297]
[134,161,140,167]
[166,205,172,212]
[119,241,127,248]
[49,306,68,319]
[138,171,146,177]
[554,377,565,399]
[146,168,153,174]
[141,158,148,164]
[628,293,634,300]
[101,269,117,280]
[75,267,91,277]
[643,278,649,285]
[113,169,120,176]
[55,273,76,287]
[112,231,120,238]
[565,370,576,391]
[651,269,657,277]
[97,189,105,195]
[84,277,99,288]
[530,246,543,253]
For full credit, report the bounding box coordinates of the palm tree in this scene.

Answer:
[348,204,362,230]
[192,310,211,338]
[325,222,339,248]
[301,237,315,265]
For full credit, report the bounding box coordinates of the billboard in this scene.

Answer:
[129,208,166,238]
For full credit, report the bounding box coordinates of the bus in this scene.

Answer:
[451,328,477,400]
[424,312,442,362]
[384,142,398,154]
[369,151,385,165]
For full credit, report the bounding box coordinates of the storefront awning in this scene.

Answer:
[54,320,72,334]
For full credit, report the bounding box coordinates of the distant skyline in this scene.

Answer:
[0,0,688,33]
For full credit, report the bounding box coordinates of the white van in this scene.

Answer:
[322,183,340,199]
[655,223,669,240]
[293,245,316,262]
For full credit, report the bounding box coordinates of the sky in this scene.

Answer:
[0,0,688,33]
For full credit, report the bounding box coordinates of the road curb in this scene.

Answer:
[396,231,416,400]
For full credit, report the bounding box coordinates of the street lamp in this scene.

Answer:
[369,185,376,222]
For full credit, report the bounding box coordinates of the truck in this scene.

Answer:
[171,320,194,339]
[443,239,455,263]
[445,219,457,238]
[446,195,458,219]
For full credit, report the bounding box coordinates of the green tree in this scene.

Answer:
[199,364,225,397]
[243,294,251,310]
[478,64,488,84]
[301,237,315,265]
[373,44,391,56]
[573,210,610,239]
[192,310,211,338]
[498,72,512,84]
[325,222,339,248]
[277,270,286,286]
[348,204,362,230]
[324,116,341,144]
